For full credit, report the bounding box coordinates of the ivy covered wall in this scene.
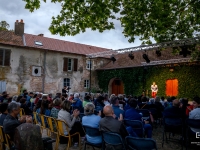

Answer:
[97,65,200,98]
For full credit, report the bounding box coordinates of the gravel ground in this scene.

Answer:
[42,124,199,150]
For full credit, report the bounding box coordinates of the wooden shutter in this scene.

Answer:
[73,58,78,71]
[63,58,68,71]
[4,50,11,66]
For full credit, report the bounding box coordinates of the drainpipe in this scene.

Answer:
[42,50,47,93]
[89,57,92,94]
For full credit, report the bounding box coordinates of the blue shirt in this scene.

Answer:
[71,98,83,111]
[82,114,102,144]
[112,105,124,118]
[125,108,142,121]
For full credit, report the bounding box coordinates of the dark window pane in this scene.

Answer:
[4,50,10,66]
[0,49,3,65]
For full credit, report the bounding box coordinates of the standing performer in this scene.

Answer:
[151,82,158,98]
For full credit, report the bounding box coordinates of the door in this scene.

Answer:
[112,79,124,95]
[0,81,6,93]
[166,79,178,96]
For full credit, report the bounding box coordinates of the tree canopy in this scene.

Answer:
[0,21,10,31]
[23,0,200,45]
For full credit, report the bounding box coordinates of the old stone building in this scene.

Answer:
[0,20,111,95]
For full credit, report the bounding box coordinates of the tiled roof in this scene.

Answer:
[0,30,24,46]
[0,30,111,55]
[24,33,111,55]
[98,48,193,70]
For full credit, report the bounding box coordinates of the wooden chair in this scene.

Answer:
[19,108,25,117]
[55,119,81,150]
[33,112,39,125]
[46,116,59,150]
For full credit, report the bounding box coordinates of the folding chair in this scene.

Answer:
[39,114,51,136]
[138,109,150,120]
[124,119,144,137]
[82,125,103,150]
[126,136,157,150]
[102,132,126,150]
[46,116,59,150]
[33,112,39,125]
[19,108,25,117]
[55,119,81,150]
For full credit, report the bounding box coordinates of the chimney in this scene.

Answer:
[38,34,44,37]
[15,19,24,36]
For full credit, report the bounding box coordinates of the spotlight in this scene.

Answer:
[110,55,116,63]
[143,54,150,63]
[128,52,134,60]
[179,46,191,57]
[156,50,161,57]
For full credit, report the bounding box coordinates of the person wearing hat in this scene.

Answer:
[71,93,83,112]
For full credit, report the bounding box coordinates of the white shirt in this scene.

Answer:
[189,108,200,132]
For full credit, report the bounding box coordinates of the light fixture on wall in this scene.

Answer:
[143,53,150,63]
[110,54,116,63]
[128,51,134,60]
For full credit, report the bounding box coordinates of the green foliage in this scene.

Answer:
[97,65,200,98]
[0,21,10,31]
[23,0,200,44]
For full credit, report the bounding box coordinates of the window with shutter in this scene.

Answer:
[73,58,78,71]
[63,58,68,71]
[0,49,11,66]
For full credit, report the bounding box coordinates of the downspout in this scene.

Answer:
[42,50,47,93]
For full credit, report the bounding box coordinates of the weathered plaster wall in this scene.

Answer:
[0,45,108,96]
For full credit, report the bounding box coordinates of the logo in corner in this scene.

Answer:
[196,132,200,138]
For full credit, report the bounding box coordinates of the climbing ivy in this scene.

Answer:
[97,65,200,98]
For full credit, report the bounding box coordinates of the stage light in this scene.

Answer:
[143,54,150,63]
[156,50,161,57]
[179,46,191,57]
[110,55,116,63]
[128,52,134,60]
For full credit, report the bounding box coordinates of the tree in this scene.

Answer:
[0,21,10,31]
[23,0,200,45]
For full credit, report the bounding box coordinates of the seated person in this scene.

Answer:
[189,96,200,133]
[139,96,150,109]
[83,95,92,108]
[71,93,83,112]
[125,98,152,138]
[3,102,32,141]
[58,100,85,146]
[50,98,62,118]
[111,96,124,119]
[20,98,32,115]
[82,103,102,144]
[0,103,8,126]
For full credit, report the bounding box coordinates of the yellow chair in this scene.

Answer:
[46,116,59,150]
[33,112,39,125]
[55,119,81,150]
[39,114,51,136]
[19,108,25,117]
[0,126,11,150]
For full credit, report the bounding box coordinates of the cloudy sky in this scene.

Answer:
[0,0,142,50]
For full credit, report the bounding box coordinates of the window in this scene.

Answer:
[68,59,72,71]
[64,78,70,87]
[63,58,78,72]
[35,41,43,46]
[0,49,10,66]
[84,80,90,88]
[86,60,92,69]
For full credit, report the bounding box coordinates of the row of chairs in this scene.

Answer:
[83,125,157,150]
[0,126,12,150]
[33,112,81,150]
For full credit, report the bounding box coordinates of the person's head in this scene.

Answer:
[155,96,160,103]
[12,96,18,102]
[74,93,79,98]
[111,96,119,106]
[2,91,7,95]
[33,94,37,98]
[64,86,66,89]
[149,98,155,104]
[153,82,155,85]
[172,99,180,107]
[103,105,114,117]
[84,95,91,101]
[61,100,71,112]
[53,98,62,107]
[20,98,26,104]
[84,103,95,116]
[118,94,123,100]
[161,96,165,101]
[129,98,138,109]
[0,103,8,113]
[141,96,148,102]
[38,93,42,98]
[193,96,200,109]
[7,102,20,117]
[29,92,34,97]
[40,100,49,114]
[16,95,23,102]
